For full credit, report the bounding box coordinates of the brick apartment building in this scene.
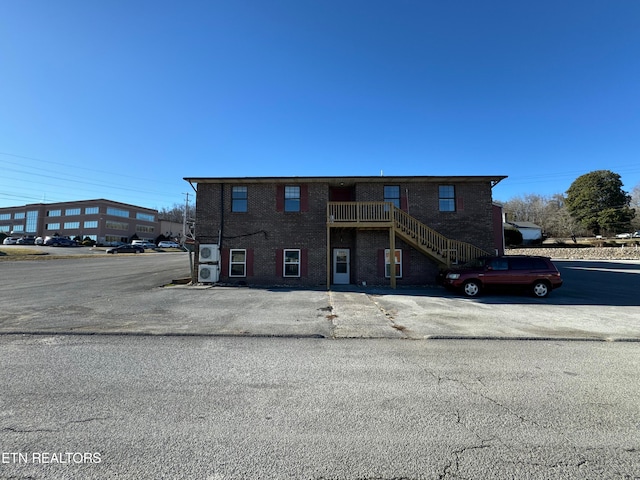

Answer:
[185,175,507,288]
[0,199,158,245]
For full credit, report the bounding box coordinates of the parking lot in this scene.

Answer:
[0,253,638,340]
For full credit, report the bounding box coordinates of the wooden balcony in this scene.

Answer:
[327,201,394,227]
[327,201,492,269]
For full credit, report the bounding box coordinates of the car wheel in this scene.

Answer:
[463,280,481,297]
[532,281,550,298]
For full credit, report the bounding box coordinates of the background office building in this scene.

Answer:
[0,199,158,245]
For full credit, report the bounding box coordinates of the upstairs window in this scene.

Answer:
[284,186,301,212]
[384,186,401,209]
[47,210,61,217]
[65,208,81,216]
[232,186,248,212]
[439,185,456,212]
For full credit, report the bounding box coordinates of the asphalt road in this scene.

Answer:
[0,335,638,479]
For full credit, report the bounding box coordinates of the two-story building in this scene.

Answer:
[185,175,507,288]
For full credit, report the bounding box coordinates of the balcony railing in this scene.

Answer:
[327,201,393,224]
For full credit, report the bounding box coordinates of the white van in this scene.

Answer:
[132,240,156,249]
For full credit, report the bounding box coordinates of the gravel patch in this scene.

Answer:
[506,246,640,260]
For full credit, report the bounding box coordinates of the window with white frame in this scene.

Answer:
[107,207,129,218]
[64,222,80,229]
[14,212,25,219]
[0,213,10,221]
[84,221,98,228]
[229,249,247,277]
[47,210,61,217]
[284,186,300,212]
[46,223,60,230]
[13,225,24,232]
[65,208,81,216]
[384,249,402,278]
[283,249,301,277]
[439,185,456,212]
[85,207,99,214]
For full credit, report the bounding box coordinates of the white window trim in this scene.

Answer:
[283,249,301,277]
[229,249,247,277]
[384,249,402,278]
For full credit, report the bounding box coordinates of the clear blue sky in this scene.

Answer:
[2,0,639,210]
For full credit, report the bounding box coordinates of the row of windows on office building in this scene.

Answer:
[1,222,155,233]
[229,185,457,212]
[1,208,154,221]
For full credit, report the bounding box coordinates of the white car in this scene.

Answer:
[158,241,181,248]
[2,237,18,245]
[615,233,632,239]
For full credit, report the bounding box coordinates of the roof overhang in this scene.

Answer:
[184,175,507,187]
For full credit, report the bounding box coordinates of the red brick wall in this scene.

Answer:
[194,179,497,286]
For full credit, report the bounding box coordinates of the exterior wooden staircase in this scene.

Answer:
[327,202,491,267]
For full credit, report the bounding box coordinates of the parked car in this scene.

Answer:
[44,236,77,247]
[615,233,632,239]
[16,237,36,245]
[35,237,44,245]
[2,237,18,245]
[106,244,144,254]
[441,255,563,298]
[158,241,180,248]
[131,240,156,249]
[632,231,640,238]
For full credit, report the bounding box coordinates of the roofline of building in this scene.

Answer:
[184,175,507,187]
[1,198,158,212]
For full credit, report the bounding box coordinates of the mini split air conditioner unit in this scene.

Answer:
[199,244,220,263]
[198,264,220,283]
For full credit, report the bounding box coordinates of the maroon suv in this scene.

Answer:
[442,255,563,298]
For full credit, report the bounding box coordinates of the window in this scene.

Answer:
[14,212,25,219]
[26,211,38,233]
[84,235,97,241]
[232,186,248,212]
[439,185,456,212]
[84,221,98,229]
[136,212,155,222]
[384,186,401,209]
[65,208,81,216]
[107,207,129,218]
[229,249,247,277]
[136,225,155,233]
[46,223,60,230]
[0,225,10,232]
[283,249,301,277]
[85,207,99,214]
[284,186,301,212]
[0,213,10,221]
[487,258,508,271]
[13,225,24,232]
[105,220,128,230]
[384,249,402,278]
[64,222,80,229]
[47,210,61,217]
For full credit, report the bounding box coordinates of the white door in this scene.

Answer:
[333,248,350,284]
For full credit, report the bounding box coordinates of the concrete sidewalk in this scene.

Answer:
[3,284,639,341]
